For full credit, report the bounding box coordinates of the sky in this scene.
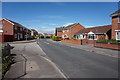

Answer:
[2,2,119,33]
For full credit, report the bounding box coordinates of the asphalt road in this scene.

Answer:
[37,39,118,78]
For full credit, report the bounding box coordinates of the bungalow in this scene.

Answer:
[75,25,111,44]
[0,18,32,42]
[75,9,120,45]
[61,23,85,39]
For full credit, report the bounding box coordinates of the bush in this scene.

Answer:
[97,37,118,43]
[52,36,60,41]
[46,36,51,39]
[40,36,45,39]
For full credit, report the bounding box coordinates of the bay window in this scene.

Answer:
[88,34,97,40]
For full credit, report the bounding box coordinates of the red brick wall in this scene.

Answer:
[0,34,3,42]
[112,17,120,39]
[94,42,120,50]
[57,31,62,37]
[61,40,82,45]
[87,40,96,45]
[0,19,14,35]
[4,35,14,42]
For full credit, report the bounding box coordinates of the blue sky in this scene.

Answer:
[2,2,118,33]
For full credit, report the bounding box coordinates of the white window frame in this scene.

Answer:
[62,30,65,33]
[115,30,120,40]
[88,32,97,40]
[20,34,23,39]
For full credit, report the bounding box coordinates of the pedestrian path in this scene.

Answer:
[4,42,65,79]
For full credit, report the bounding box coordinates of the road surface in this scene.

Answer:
[37,39,118,78]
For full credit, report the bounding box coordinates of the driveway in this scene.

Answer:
[37,39,118,78]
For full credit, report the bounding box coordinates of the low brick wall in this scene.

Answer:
[94,42,120,50]
[87,40,96,45]
[61,40,82,45]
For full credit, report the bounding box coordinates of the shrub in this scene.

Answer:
[52,36,60,41]
[97,37,118,43]
[40,36,45,39]
[46,36,51,38]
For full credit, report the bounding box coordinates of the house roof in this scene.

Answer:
[110,9,120,17]
[65,23,79,29]
[76,25,111,34]
[56,27,64,31]
[31,29,38,32]
[2,18,30,30]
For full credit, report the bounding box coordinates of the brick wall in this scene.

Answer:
[1,19,14,35]
[57,31,63,37]
[0,34,3,42]
[61,39,82,45]
[112,17,120,39]
[94,42,120,50]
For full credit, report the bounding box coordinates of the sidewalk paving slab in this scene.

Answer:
[3,42,65,79]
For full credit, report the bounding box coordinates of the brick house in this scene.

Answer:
[55,27,64,37]
[61,23,85,39]
[31,29,38,38]
[75,25,112,44]
[0,18,32,42]
[110,9,120,40]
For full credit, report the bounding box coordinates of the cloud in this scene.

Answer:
[63,23,74,27]
[38,27,55,33]
[49,24,57,26]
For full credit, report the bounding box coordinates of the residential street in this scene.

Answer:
[37,39,118,78]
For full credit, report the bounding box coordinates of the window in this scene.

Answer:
[14,34,17,38]
[20,34,23,39]
[63,30,65,33]
[78,34,84,39]
[14,26,17,30]
[20,27,23,31]
[88,34,97,40]
[116,31,120,40]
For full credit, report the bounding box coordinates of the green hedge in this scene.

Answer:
[52,36,60,41]
[97,37,119,43]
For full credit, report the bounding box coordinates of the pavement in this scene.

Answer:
[3,41,66,79]
[37,39,118,78]
[8,39,36,44]
[48,39,119,58]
